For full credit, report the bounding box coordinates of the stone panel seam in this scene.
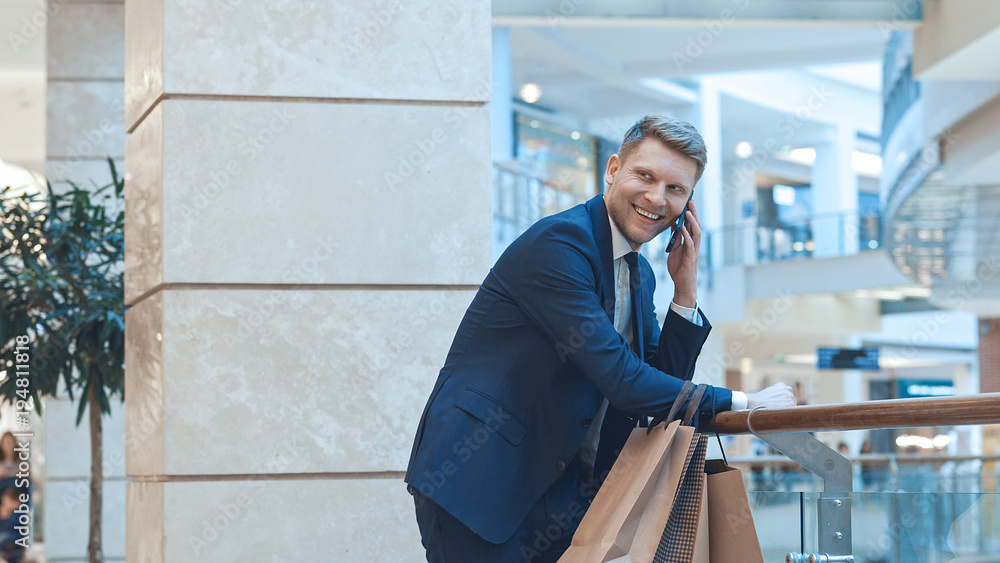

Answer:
[47,156,125,161]
[48,77,125,83]
[47,476,131,482]
[127,92,484,134]
[126,92,166,134]
[126,283,479,307]
[131,470,406,482]
[162,93,484,107]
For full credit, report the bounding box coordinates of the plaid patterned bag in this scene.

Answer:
[651,434,709,563]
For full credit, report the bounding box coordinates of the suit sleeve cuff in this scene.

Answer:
[669,301,701,326]
[730,390,748,411]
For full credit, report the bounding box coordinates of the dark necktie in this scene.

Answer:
[623,252,643,358]
[594,252,645,482]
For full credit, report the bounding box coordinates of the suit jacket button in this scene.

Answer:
[555,461,567,471]
[582,418,593,428]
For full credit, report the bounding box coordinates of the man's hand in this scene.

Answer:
[667,199,701,308]
[746,382,797,409]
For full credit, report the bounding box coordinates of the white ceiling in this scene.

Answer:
[508,24,886,131]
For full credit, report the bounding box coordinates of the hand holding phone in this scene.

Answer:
[665,194,694,253]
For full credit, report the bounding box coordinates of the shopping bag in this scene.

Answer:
[558,419,684,562]
[583,382,766,563]
[705,460,764,563]
[559,382,704,563]
[612,423,694,561]
[650,434,710,563]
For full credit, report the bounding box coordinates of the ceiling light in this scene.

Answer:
[734,142,753,159]
[852,151,883,177]
[776,148,816,167]
[520,83,542,104]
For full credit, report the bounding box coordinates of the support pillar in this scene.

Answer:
[122,2,492,561]
[812,124,858,258]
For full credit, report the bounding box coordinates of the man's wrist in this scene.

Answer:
[669,301,701,326]
[672,291,696,309]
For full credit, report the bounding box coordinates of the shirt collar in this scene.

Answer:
[605,197,637,260]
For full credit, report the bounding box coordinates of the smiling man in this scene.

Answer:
[404,115,795,562]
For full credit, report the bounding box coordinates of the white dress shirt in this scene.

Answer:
[577,206,747,479]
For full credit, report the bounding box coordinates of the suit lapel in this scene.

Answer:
[587,196,616,323]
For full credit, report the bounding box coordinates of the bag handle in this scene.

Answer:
[711,386,728,465]
[647,381,695,434]
[680,384,708,427]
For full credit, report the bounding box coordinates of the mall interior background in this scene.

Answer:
[1,0,999,561]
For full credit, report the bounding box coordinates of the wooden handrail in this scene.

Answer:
[712,393,1000,435]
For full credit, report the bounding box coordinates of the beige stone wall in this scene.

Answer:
[123,2,492,561]
[44,0,128,561]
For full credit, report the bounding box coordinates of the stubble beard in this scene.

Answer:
[609,200,656,250]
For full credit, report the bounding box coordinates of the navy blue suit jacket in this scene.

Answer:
[404,195,731,544]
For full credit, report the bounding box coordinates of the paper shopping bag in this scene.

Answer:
[705,459,764,563]
[612,424,695,561]
[558,419,683,563]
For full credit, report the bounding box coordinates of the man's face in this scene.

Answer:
[603,138,698,250]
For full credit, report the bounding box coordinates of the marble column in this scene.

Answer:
[122,2,492,561]
[44,1,128,561]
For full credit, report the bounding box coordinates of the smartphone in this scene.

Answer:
[665,194,694,253]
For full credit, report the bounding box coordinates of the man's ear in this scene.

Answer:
[604,154,620,187]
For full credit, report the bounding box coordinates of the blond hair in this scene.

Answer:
[618,115,707,183]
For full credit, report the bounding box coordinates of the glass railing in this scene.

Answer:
[493,163,595,263]
[713,394,1000,562]
[700,208,884,270]
[747,491,1000,563]
[882,31,920,144]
